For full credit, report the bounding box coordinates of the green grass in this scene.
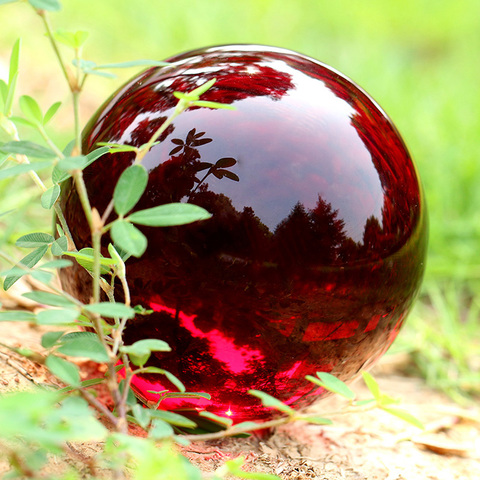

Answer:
[1,0,479,401]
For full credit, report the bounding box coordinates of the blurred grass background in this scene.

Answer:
[1,0,479,401]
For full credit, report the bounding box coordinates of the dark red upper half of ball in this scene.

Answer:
[81,44,424,265]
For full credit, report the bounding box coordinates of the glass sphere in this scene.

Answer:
[59,45,427,422]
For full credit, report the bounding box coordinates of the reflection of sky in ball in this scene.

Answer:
[142,64,383,242]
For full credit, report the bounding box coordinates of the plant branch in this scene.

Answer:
[78,387,119,427]
[134,105,184,164]
[36,10,71,87]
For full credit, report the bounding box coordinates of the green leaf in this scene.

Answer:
[36,308,79,325]
[28,0,61,11]
[96,60,169,69]
[56,155,88,171]
[0,160,52,180]
[353,399,377,407]
[64,247,115,274]
[15,232,54,248]
[121,339,170,367]
[3,244,48,290]
[296,415,333,426]
[111,220,147,258]
[96,142,139,153]
[46,355,80,386]
[4,72,17,117]
[56,377,105,393]
[72,59,116,78]
[4,39,20,116]
[248,390,296,416]
[52,145,108,183]
[39,259,72,269]
[57,332,109,363]
[310,372,356,400]
[31,270,54,285]
[0,310,35,322]
[19,95,43,124]
[10,115,37,128]
[84,302,135,319]
[43,101,61,125]
[362,371,381,401]
[118,379,138,406]
[53,30,89,49]
[233,421,262,431]
[122,339,171,354]
[191,100,235,110]
[128,202,211,227]
[51,236,68,256]
[41,184,61,209]
[149,418,174,439]
[0,80,7,106]
[223,456,280,480]
[150,410,197,429]
[132,403,151,429]
[22,290,76,307]
[199,410,233,427]
[114,164,148,215]
[381,406,424,429]
[41,330,65,348]
[152,391,211,401]
[188,78,216,97]
[135,367,185,392]
[0,140,57,158]
[108,243,126,278]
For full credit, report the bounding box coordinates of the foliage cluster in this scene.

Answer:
[0,1,441,478]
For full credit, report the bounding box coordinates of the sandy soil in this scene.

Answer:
[0,286,479,479]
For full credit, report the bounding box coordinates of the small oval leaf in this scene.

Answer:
[128,203,211,227]
[15,232,54,248]
[46,355,80,386]
[41,184,61,209]
[84,302,135,319]
[114,164,148,215]
[57,332,109,363]
[36,308,79,325]
[19,95,43,124]
[111,220,147,258]
[51,236,68,256]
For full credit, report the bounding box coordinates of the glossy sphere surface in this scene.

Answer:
[60,45,427,422]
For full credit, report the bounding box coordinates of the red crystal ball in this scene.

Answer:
[60,45,427,422]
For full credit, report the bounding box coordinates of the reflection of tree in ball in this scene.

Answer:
[59,45,427,422]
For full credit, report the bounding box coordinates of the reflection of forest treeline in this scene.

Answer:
[189,190,399,270]
[142,127,405,271]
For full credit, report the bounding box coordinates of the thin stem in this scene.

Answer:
[10,151,47,193]
[37,11,71,87]
[91,229,102,304]
[72,171,93,230]
[73,47,83,154]
[134,105,184,164]
[37,125,65,158]
[54,204,77,251]
[72,90,82,155]
[37,9,83,155]
[79,388,119,427]
[101,198,115,226]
